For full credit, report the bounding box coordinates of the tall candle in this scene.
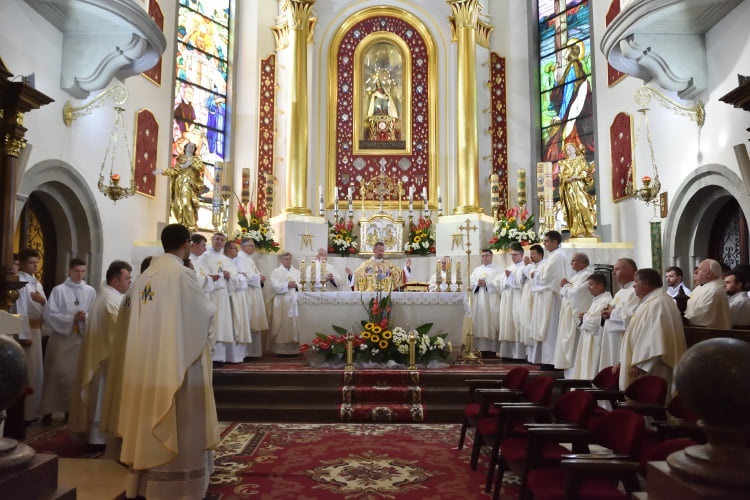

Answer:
[409,185,415,199]
[334,186,339,199]
[446,258,451,282]
[422,186,427,200]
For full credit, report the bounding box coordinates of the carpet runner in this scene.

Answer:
[340,370,425,422]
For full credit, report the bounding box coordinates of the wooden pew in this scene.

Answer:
[683,326,750,347]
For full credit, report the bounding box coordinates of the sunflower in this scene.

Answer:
[370,335,380,343]
[361,331,371,339]
[251,218,260,225]
[364,322,375,331]
[381,330,392,339]
[371,325,382,334]
[413,235,422,243]
[379,340,389,349]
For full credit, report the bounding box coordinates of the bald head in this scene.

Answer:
[696,258,722,285]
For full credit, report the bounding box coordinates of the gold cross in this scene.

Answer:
[458,219,478,255]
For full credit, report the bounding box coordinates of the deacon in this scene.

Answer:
[572,272,612,379]
[353,242,404,290]
[201,232,239,362]
[237,238,268,358]
[684,258,731,329]
[497,242,527,360]
[69,260,132,447]
[116,223,217,499]
[41,258,97,426]
[598,258,639,371]
[13,248,47,424]
[528,231,567,368]
[469,249,502,354]
[554,252,593,377]
[269,251,301,355]
[618,268,687,399]
[223,241,253,362]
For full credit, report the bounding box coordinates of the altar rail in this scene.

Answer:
[684,326,750,347]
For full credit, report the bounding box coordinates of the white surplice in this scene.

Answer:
[41,278,96,414]
[269,264,301,354]
[69,284,123,444]
[572,291,612,379]
[14,271,46,420]
[554,268,594,373]
[619,288,687,399]
[200,248,238,362]
[520,261,540,356]
[528,248,567,365]
[497,261,526,359]
[598,282,639,372]
[684,279,731,329]
[470,263,503,352]
[116,254,218,500]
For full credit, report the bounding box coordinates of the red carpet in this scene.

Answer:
[21,424,104,459]
[208,422,520,499]
[341,370,424,422]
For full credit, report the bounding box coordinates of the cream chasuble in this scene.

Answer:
[684,279,731,329]
[528,248,567,365]
[554,268,593,371]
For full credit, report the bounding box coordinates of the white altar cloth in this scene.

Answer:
[295,291,470,348]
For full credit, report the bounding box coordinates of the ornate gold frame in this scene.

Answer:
[327,6,438,209]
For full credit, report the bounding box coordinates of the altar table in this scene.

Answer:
[295,291,470,348]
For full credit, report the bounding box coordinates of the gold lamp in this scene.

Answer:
[97,105,136,203]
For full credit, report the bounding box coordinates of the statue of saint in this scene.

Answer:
[159,142,204,231]
[558,143,596,238]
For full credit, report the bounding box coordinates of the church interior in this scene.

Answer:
[2,0,750,498]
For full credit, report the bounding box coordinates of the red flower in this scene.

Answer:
[380,318,388,328]
[348,247,356,253]
[320,341,331,350]
[312,337,322,345]
[328,246,335,253]
[299,344,310,352]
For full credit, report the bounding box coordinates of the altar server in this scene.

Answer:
[116,223,218,499]
[13,248,47,423]
[238,238,268,357]
[69,260,132,446]
[599,258,639,372]
[41,258,97,425]
[497,242,526,359]
[269,251,301,355]
[573,272,612,379]
[554,252,593,377]
[470,249,502,353]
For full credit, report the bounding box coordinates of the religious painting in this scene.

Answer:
[328,7,437,209]
[538,0,595,191]
[172,0,230,229]
[354,35,411,154]
[610,112,633,202]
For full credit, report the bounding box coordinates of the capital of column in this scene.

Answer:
[280,0,316,31]
[447,0,482,29]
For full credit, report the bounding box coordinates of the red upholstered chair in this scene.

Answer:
[457,366,530,449]
[585,374,668,427]
[555,365,620,394]
[469,375,555,471]
[489,389,596,496]
[525,409,647,500]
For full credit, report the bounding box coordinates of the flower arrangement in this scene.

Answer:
[233,202,280,252]
[300,289,452,366]
[328,217,358,256]
[488,206,539,250]
[404,216,436,255]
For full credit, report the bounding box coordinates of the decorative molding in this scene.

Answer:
[610,112,633,202]
[141,0,164,86]
[600,0,742,99]
[24,0,167,98]
[476,18,493,49]
[257,54,277,213]
[489,52,508,214]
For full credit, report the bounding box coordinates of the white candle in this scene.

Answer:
[409,186,415,199]
[319,185,322,199]
[437,186,441,199]
[348,186,354,200]
[422,186,427,200]
[334,186,339,199]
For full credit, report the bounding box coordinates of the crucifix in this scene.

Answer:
[458,218,481,364]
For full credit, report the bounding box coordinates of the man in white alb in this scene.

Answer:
[269,251,301,355]
[497,242,527,359]
[684,258,731,329]
[573,272,612,379]
[521,245,544,356]
[724,271,750,327]
[598,258,640,372]
[470,249,503,354]
[237,238,268,358]
[41,258,97,425]
[554,252,593,377]
[201,233,241,362]
[429,256,452,292]
[312,248,346,290]
[69,260,132,447]
[223,241,253,361]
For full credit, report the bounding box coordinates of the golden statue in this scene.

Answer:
[558,143,596,238]
[160,142,205,231]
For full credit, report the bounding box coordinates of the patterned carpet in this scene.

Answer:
[208,422,519,499]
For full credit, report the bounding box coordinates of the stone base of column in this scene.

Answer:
[270,213,328,256]
[435,213,495,257]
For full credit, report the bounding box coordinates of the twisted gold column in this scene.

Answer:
[280,0,315,214]
[448,0,482,214]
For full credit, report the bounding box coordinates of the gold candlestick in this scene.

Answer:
[299,258,307,292]
[345,329,354,370]
[435,258,443,292]
[455,260,463,292]
[408,328,416,370]
[458,219,481,364]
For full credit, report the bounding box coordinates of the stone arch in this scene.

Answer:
[663,164,750,273]
[15,160,103,286]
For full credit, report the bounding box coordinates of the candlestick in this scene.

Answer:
[346,330,354,370]
[299,258,306,291]
[408,328,416,370]
[446,258,451,284]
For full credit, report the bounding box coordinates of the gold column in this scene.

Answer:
[448,0,483,214]
[278,0,316,215]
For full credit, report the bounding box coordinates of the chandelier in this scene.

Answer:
[97,104,136,203]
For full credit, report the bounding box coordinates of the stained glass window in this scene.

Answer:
[173,0,230,226]
[538,0,594,178]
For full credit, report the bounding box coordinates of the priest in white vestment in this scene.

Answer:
[618,268,687,400]
[470,249,503,353]
[13,249,47,422]
[312,248,347,291]
[521,245,544,356]
[116,224,218,500]
[554,253,593,377]
[724,271,750,327]
[598,258,639,372]
[201,233,242,362]
[684,258,731,329]
[223,241,253,361]
[189,233,215,291]
[41,258,97,424]
[238,238,268,357]
[572,273,612,379]
[69,260,132,446]
[270,251,301,355]
[528,231,567,367]
[497,243,527,359]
